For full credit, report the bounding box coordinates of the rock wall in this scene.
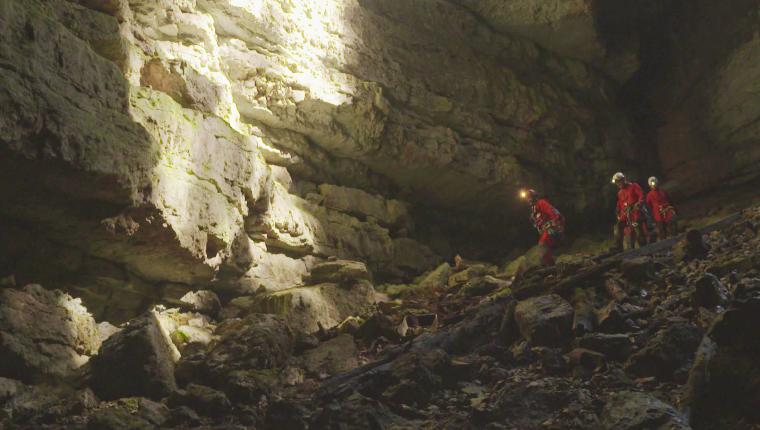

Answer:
[0,0,637,321]
[641,0,760,198]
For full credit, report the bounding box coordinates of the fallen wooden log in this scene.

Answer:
[593,212,741,262]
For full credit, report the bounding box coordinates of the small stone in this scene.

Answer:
[577,333,633,361]
[167,384,232,416]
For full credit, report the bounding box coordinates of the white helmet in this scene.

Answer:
[611,172,626,184]
[648,176,659,188]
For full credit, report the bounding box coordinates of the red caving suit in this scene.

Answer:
[646,189,675,223]
[647,188,677,240]
[530,198,564,266]
[616,182,645,224]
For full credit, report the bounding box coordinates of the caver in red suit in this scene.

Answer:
[523,189,565,266]
[611,172,648,250]
[646,176,677,240]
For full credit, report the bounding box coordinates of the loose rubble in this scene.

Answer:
[1,207,760,429]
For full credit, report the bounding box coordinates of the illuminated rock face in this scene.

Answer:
[0,0,636,319]
[449,0,640,82]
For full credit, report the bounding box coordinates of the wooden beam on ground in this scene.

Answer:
[593,212,741,262]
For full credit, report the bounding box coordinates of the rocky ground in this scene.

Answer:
[1,205,760,429]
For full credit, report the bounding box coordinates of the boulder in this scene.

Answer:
[620,257,655,282]
[0,284,100,382]
[155,308,216,354]
[86,398,170,430]
[383,349,450,406]
[577,333,633,361]
[164,406,202,428]
[305,260,371,285]
[488,377,583,426]
[0,383,97,427]
[205,314,294,374]
[175,314,293,402]
[179,290,222,317]
[692,273,729,308]
[415,262,451,293]
[514,295,574,347]
[301,334,359,378]
[97,322,121,344]
[312,391,413,429]
[566,348,605,370]
[673,230,710,262]
[681,298,760,428]
[317,184,409,229]
[596,301,630,333]
[243,281,376,334]
[734,277,760,300]
[625,322,703,381]
[0,377,22,403]
[88,311,178,400]
[601,391,690,429]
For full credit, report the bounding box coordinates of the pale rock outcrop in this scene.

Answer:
[1,0,638,323]
[0,0,436,320]
[155,307,218,354]
[210,0,634,219]
[306,260,372,285]
[0,284,100,382]
[317,184,410,230]
[179,290,222,317]
[242,280,377,334]
[246,182,437,276]
[233,242,316,294]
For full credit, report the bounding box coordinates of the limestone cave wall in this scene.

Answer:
[2,0,757,322]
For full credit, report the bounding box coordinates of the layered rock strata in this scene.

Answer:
[0,0,638,320]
